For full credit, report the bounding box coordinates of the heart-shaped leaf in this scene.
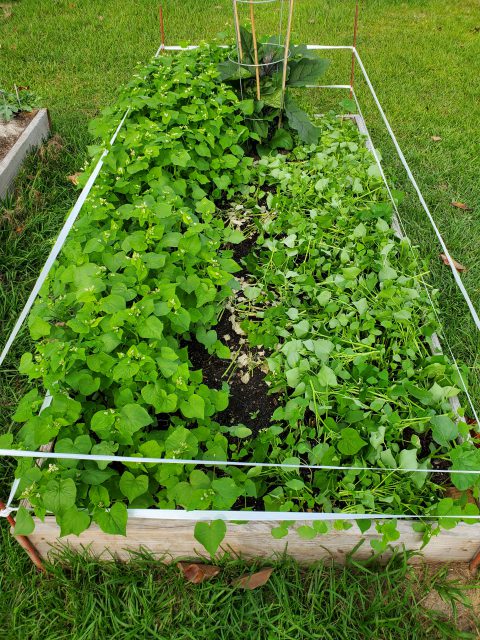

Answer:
[194,520,226,557]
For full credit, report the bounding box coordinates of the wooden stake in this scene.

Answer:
[233,0,243,61]
[0,500,46,573]
[159,5,165,53]
[349,1,359,98]
[469,546,480,573]
[249,1,261,100]
[278,0,294,127]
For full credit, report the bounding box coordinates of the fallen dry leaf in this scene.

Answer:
[431,135,442,142]
[233,567,274,589]
[67,172,81,186]
[98,15,104,20]
[15,225,24,234]
[177,562,220,584]
[439,253,467,272]
[0,4,12,19]
[240,371,250,384]
[451,201,472,211]
[39,134,64,160]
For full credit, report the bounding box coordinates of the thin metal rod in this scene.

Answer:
[279,0,294,126]
[159,5,165,52]
[349,1,359,97]
[249,0,261,100]
[233,0,243,60]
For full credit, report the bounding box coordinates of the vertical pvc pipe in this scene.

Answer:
[349,1,359,98]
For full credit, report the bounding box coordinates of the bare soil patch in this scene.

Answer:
[0,110,36,161]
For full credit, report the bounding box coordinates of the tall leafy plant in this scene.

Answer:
[217,27,330,144]
[0,86,40,122]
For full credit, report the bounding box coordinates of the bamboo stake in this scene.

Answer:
[233,0,243,61]
[278,0,294,127]
[159,5,165,53]
[349,1,359,98]
[249,0,261,100]
[0,500,46,573]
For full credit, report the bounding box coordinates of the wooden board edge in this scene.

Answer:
[0,108,50,198]
[24,517,480,565]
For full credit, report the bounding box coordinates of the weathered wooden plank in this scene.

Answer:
[26,518,480,564]
[0,108,50,199]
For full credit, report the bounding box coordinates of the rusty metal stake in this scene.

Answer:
[0,500,46,573]
[469,546,480,573]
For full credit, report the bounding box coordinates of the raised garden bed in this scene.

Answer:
[0,108,50,199]
[5,42,480,564]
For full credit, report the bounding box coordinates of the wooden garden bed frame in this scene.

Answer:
[4,45,480,566]
[0,108,50,199]
[25,518,480,564]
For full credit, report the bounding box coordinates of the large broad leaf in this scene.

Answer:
[287,58,330,87]
[239,26,255,65]
[431,415,458,447]
[13,506,35,536]
[338,428,367,456]
[194,520,226,557]
[57,506,91,537]
[119,471,149,503]
[284,94,320,144]
[93,502,128,536]
[43,478,77,513]
[217,60,253,82]
[449,446,480,490]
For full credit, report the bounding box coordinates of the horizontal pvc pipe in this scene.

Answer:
[0,448,478,476]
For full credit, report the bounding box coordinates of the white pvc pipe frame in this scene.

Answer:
[1,44,479,525]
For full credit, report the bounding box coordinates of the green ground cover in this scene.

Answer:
[0,1,479,637]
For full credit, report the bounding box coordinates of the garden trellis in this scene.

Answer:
[1,4,480,564]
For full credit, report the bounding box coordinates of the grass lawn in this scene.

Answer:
[0,0,479,637]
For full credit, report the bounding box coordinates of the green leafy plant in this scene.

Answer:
[0,86,40,122]
[10,45,479,554]
[217,27,330,144]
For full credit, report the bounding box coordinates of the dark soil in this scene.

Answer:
[188,310,279,436]
[0,110,36,161]
[403,426,450,485]
[232,234,258,278]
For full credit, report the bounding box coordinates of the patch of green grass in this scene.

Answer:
[0,528,476,640]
